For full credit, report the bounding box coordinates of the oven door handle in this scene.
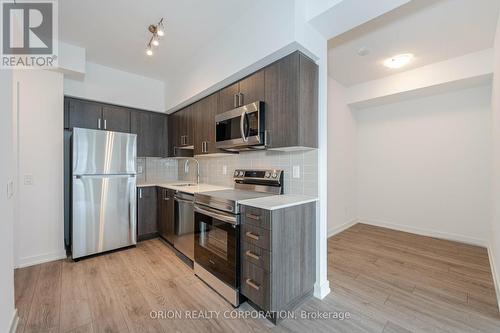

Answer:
[240,110,248,142]
[194,205,237,225]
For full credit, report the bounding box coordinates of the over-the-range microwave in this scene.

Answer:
[215,101,265,151]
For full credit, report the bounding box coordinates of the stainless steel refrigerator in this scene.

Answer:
[72,128,137,259]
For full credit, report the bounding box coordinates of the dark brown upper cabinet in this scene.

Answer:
[170,105,194,148]
[219,82,240,114]
[218,71,265,114]
[67,98,103,130]
[239,70,265,107]
[168,111,181,155]
[264,51,318,149]
[193,92,220,155]
[167,51,318,155]
[102,105,131,133]
[131,110,168,157]
[66,97,131,133]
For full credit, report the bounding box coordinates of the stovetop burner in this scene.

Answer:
[195,169,283,214]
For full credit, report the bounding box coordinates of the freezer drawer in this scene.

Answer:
[72,174,136,259]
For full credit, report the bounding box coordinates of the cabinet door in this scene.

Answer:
[264,51,318,149]
[130,111,149,157]
[149,113,167,157]
[238,70,265,106]
[192,100,205,155]
[131,111,167,157]
[218,82,239,114]
[68,98,103,130]
[137,187,158,241]
[168,112,181,155]
[175,106,193,147]
[202,93,219,154]
[184,105,194,146]
[102,105,131,133]
[264,53,299,148]
[158,188,175,244]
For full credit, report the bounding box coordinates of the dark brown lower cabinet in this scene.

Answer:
[158,187,175,244]
[240,202,316,323]
[137,186,158,241]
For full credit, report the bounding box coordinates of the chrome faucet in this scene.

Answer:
[184,158,200,184]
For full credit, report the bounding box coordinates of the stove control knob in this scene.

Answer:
[234,170,239,177]
[239,171,245,177]
[265,171,271,178]
[272,172,278,178]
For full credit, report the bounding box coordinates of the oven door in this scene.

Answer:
[215,101,264,149]
[194,205,239,288]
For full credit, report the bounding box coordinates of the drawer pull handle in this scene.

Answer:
[246,278,260,291]
[245,232,260,241]
[246,213,261,221]
[245,250,260,260]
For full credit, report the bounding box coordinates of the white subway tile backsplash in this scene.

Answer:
[137,157,178,184]
[140,149,318,196]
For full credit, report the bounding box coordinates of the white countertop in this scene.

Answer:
[137,182,230,194]
[239,195,318,211]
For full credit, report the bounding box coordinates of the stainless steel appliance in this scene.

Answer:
[174,191,195,260]
[72,128,137,259]
[215,101,265,151]
[194,169,283,306]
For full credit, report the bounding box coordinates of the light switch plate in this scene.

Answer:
[7,181,14,199]
[222,165,227,175]
[293,165,301,179]
[24,174,33,186]
[137,165,143,174]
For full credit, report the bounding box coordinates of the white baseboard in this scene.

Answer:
[487,247,500,314]
[358,218,487,247]
[327,219,358,238]
[9,309,18,333]
[314,280,331,300]
[16,250,67,268]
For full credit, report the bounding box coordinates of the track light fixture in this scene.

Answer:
[145,18,165,56]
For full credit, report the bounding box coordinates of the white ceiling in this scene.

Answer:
[59,0,261,81]
[328,0,500,86]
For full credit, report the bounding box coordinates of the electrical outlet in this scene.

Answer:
[222,165,227,175]
[292,165,300,179]
[137,165,143,174]
[24,174,33,186]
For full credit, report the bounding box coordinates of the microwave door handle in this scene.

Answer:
[240,110,248,142]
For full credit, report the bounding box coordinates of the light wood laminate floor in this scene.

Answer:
[15,223,500,333]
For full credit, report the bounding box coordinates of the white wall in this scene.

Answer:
[164,0,297,112]
[355,85,492,245]
[13,70,66,268]
[64,62,165,112]
[490,13,500,309]
[327,78,357,236]
[0,70,16,332]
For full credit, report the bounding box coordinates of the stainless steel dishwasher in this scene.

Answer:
[174,192,195,260]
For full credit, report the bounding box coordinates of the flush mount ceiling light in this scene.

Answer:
[383,53,414,69]
[145,18,165,56]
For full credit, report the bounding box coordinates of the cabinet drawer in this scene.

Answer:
[241,261,270,310]
[241,241,270,272]
[241,224,270,251]
[241,206,271,230]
